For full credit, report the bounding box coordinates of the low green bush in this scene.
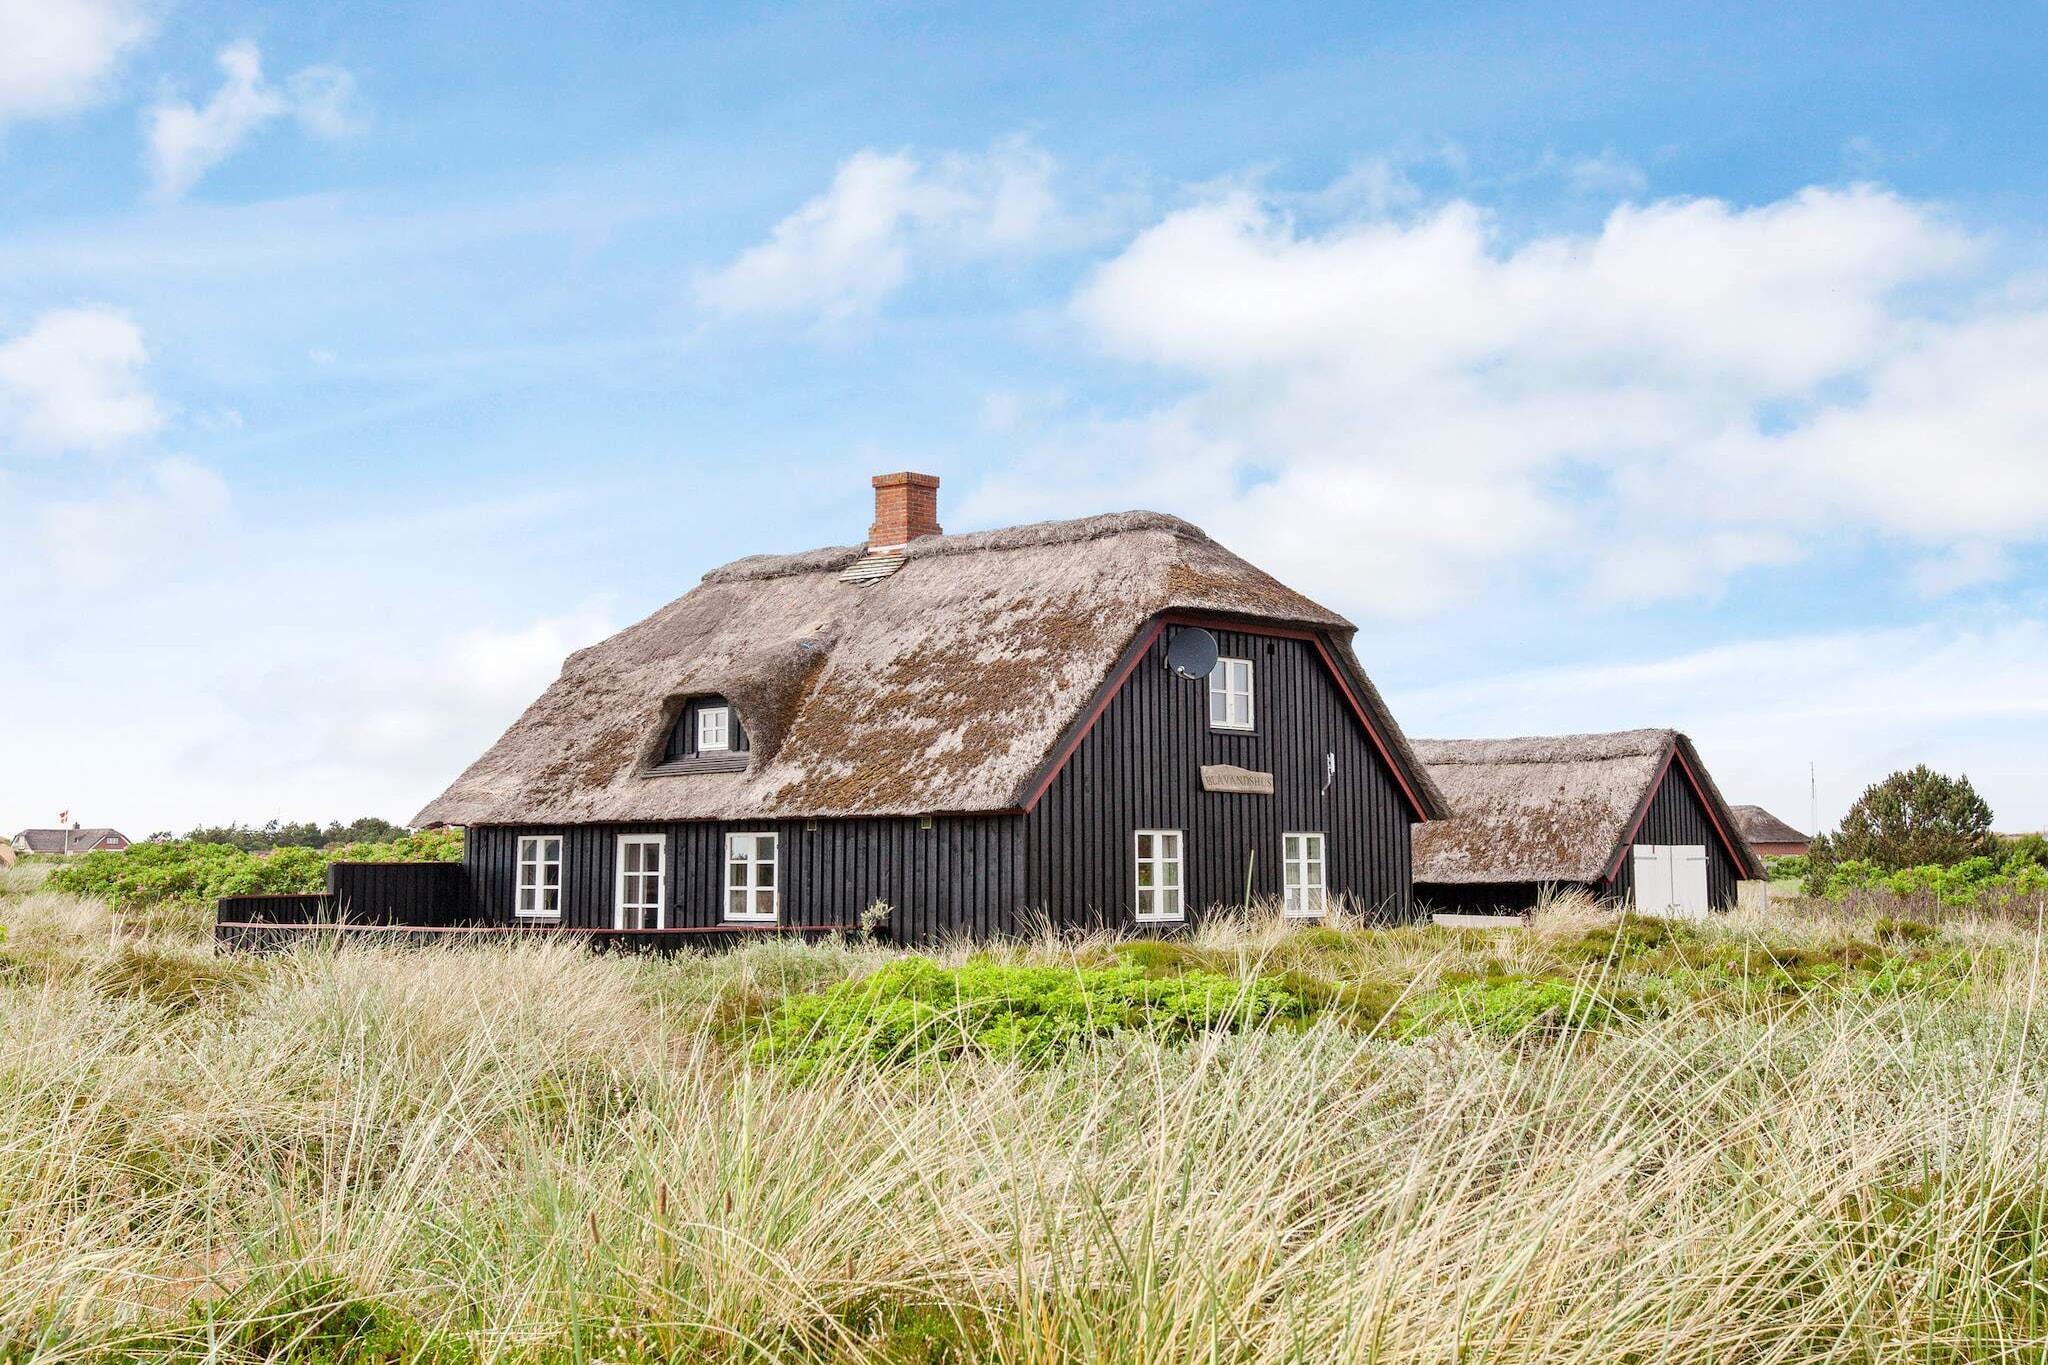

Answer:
[102,1269,468,1365]
[1410,971,1670,1038]
[1805,853,2048,905]
[754,956,1314,1076]
[1766,854,1810,882]
[45,830,462,910]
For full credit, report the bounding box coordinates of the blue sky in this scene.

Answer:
[3,0,2045,837]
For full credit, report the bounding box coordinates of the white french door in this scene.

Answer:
[614,834,666,929]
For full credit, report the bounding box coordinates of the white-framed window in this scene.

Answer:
[515,835,563,919]
[1209,657,1254,730]
[725,832,778,922]
[615,833,666,930]
[1282,832,1327,918]
[697,704,731,752]
[1134,829,1185,923]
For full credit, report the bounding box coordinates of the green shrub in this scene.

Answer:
[754,956,1314,1076]
[1806,854,2048,906]
[1766,854,1810,882]
[105,1269,466,1364]
[44,830,462,911]
[1410,971,1668,1038]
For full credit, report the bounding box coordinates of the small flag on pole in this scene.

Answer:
[57,810,69,825]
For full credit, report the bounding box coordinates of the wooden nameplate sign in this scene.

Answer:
[1200,764,1274,795]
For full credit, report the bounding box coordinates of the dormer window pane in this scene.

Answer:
[698,705,731,751]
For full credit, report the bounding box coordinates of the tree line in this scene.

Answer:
[142,817,413,852]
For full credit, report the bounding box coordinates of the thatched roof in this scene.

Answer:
[1731,804,1807,846]
[11,828,126,854]
[417,511,1444,826]
[1411,729,1764,885]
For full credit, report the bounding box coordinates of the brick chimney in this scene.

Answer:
[867,471,942,551]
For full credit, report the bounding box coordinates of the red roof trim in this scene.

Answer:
[1602,742,1752,882]
[1015,618,1167,814]
[1015,612,1431,821]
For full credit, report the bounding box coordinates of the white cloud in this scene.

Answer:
[1398,619,2048,831]
[0,308,228,593]
[30,456,230,588]
[0,483,611,833]
[967,181,2048,614]
[225,605,614,797]
[696,137,1059,323]
[1564,149,1647,198]
[284,65,361,139]
[0,0,152,128]
[1907,542,2013,598]
[145,41,361,200]
[0,306,162,454]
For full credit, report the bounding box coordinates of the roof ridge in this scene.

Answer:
[1414,729,1677,764]
[703,510,1208,585]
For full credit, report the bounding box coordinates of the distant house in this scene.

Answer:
[11,826,131,856]
[1411,729,1765,916]
[399,472,1449,945]
[1730,805,1810,859]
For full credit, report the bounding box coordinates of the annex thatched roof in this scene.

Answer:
[1731,804,1807,846]
[1411,729,1763,885]
[417,511,1444,827]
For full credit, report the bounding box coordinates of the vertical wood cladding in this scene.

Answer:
[461,621,1419,941]
[1021,626,1417,929]
[1602,762,1741,910]
[465,817,1026,947]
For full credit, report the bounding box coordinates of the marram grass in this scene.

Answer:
[1,884,2046,1362]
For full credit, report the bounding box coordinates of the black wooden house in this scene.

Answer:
[359,473,1446,946]
[1411,730,1765,915]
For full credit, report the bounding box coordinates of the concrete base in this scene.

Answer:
[1431,912,1527,930]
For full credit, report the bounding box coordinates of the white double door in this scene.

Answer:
[1631,844,1709,918]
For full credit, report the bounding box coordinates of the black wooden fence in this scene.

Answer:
[326,861,470,925]
[215,893,335,924]
[214,861,470,945]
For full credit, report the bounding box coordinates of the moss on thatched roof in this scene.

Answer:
[417,511,1443,826]
[1411,729,1763,885]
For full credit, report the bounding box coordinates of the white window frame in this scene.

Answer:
[1134,829,1186,923]
[724,831,779,923]
[697,704,731,752]
[1282,832,1328,919]
[614,833,666,930]
[1209,657,1255,731]
[515,834,563,920]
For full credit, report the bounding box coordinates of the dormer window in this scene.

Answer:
[1209,657,1254,731]
[660,695,749,768]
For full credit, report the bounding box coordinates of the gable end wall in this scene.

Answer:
[1022,624,1416,926]
[1602,760,1741,910]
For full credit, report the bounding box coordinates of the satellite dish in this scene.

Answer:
[1164,627,1219,681]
